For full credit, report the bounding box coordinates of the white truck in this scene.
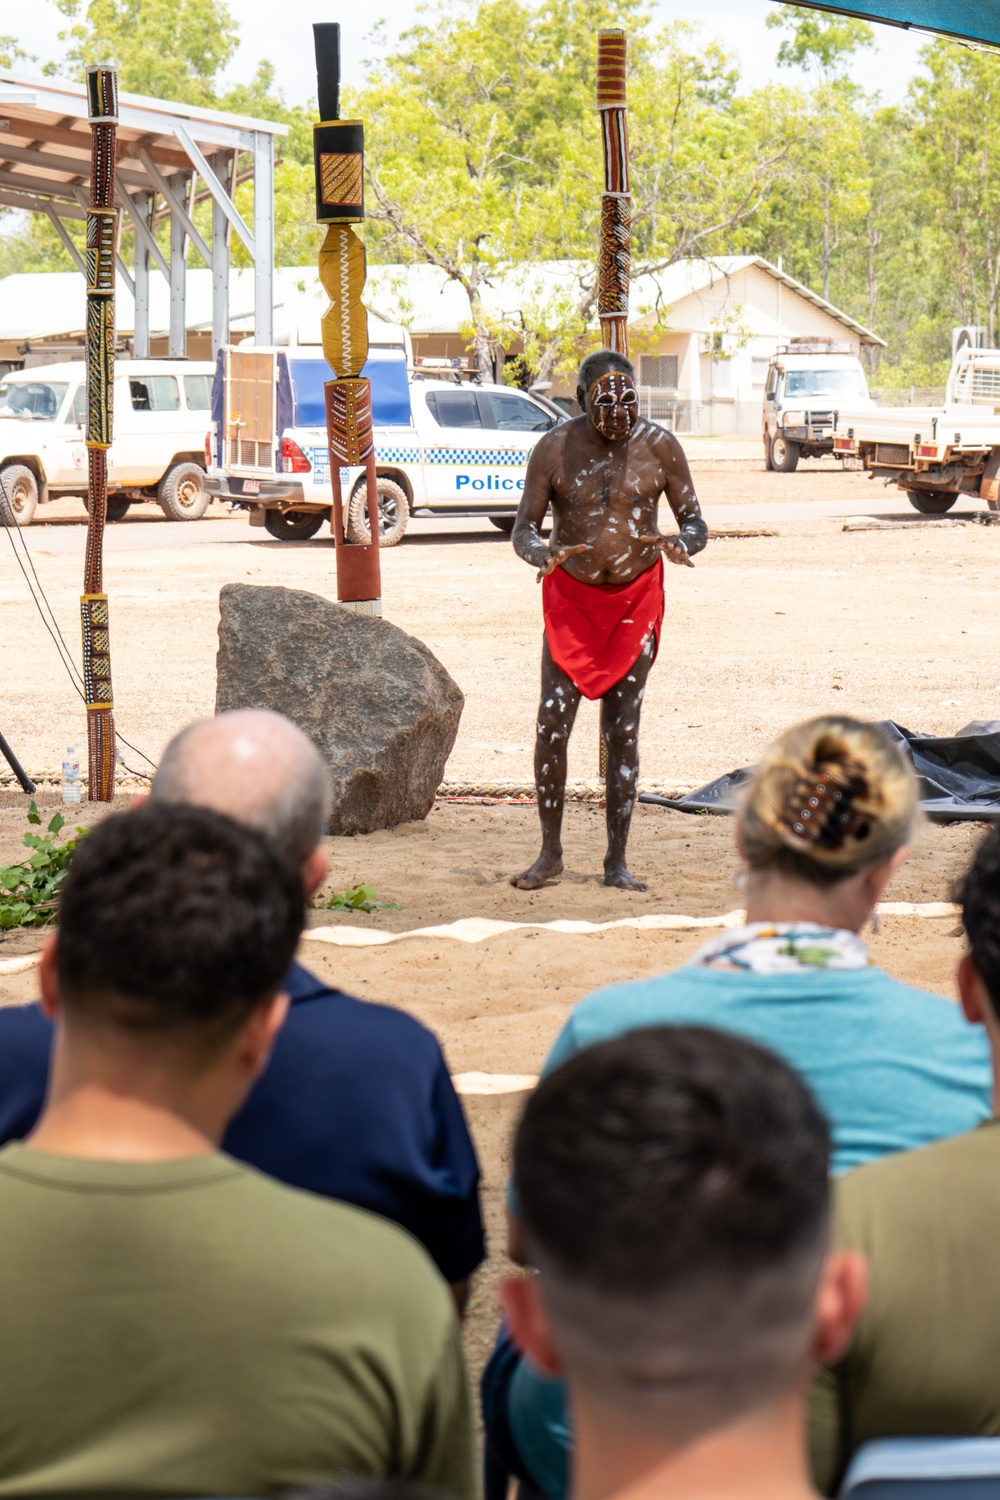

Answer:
[762,339,875,471]
[0,359,215,525]
[832,346,1000,515]
[202,341,564,543]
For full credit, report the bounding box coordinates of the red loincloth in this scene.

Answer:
[542,556,664,700]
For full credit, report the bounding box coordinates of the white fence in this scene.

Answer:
[872,387,947,406]
[639,388,762,437]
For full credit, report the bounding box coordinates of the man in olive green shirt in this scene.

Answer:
[0,804,475,1500]
[810,825,1000,1494]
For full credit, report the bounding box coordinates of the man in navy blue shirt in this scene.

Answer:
[0,709,485,1307]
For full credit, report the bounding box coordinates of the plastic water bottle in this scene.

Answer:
[61,746,81,805]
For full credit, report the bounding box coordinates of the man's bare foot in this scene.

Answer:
[603,864,648,892]
[510,853,564,890]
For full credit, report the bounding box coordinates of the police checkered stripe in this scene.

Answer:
[305,445,529,468]
[373,447,421,464]
[423,448,529,466]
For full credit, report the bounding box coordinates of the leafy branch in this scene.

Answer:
[0,803,86,930]
[311,883,401,914]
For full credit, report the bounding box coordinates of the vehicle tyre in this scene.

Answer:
[906,490,958,515]
[764,434,773,471]
[157,462,209,521]
[347,477,409,546]
[0,464,38,526]
[263,508,328,540]
[83,493,132,522]
[489,515,516,534]
[769,435,799,472]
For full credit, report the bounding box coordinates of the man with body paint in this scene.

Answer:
[510,349,707,891]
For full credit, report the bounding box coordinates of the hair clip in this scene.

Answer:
[779,767,870,852]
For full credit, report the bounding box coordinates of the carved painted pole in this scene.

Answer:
[596,30,631,779]
[599,32,629,786]
[82,63,119,801]
[312,22,382,616]
[596,29,630,358]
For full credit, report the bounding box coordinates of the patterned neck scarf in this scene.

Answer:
[692,922,872,975]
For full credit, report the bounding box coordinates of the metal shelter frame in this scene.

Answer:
[0,71,287,356]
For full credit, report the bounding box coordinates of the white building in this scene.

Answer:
[0,254,882,435]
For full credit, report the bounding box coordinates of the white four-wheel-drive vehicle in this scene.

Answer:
[0,359,215,525]
[762,339,875,472]
[203,341,565,543]
[833,345,1000,515]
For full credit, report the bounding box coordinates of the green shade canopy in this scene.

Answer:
[785,0,1000,47]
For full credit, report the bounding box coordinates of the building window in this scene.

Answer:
[751,358,770,386]
[712,357,734,398]
[638,353,678,390]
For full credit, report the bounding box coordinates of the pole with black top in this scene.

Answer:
[313,22,383,615]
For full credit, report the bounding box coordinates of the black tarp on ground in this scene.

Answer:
[640,721,1000,822]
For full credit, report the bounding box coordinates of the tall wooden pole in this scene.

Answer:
[597,29,631,358]
[313,23,382,616]
[82,64,119,800]
[596,31,631,780]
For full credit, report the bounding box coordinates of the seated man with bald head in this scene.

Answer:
[0,710,485,1309]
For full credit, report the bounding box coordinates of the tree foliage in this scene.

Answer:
[354,0,806,375]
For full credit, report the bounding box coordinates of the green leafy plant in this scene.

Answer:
[0,803,86,930]
[311,882,400,914]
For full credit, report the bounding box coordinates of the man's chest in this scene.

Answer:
[552,450,664,515]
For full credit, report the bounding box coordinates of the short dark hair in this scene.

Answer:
[57,803,304,1045]
[514,1027,831,1437]
[957,825,1000,1017]
[578,349,635,390]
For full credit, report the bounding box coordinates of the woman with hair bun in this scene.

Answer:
[484,718,993,1500]
[545,714,991,1173]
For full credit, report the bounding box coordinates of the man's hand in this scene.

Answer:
[640,533,695,568]
[535,541,589,582]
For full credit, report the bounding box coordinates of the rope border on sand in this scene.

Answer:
[436,779,693,803]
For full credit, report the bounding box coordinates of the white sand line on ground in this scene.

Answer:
[0,902,962,972]
[304,902,959,948]
[0,953,42,975]
[306,912,746,947]
[877,901,958,917]
[453,1072,538,1095]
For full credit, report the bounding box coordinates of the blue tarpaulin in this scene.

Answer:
[785,0,1000,48]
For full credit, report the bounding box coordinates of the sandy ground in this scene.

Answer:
[1,445,997,1395]
[2,454,998,788]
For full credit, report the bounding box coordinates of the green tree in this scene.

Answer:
[765,4,874,77]
[909,38,1000,343]
[765,4,875,301]
[355,0,806,379]
[49,0,239,106]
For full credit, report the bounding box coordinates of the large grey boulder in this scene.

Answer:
[216,584,464,835]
